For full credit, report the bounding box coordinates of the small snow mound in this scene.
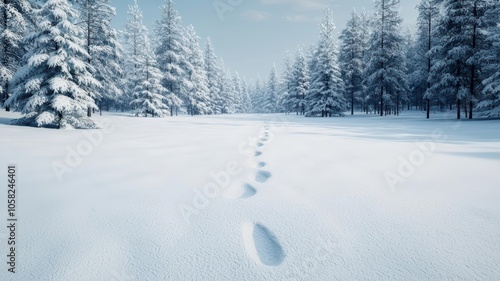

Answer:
[242,222,285,266]
[256,171,271,183]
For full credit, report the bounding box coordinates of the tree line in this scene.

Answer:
[0,0,253,129]
[0,0,498,129]
[254,0,499,119]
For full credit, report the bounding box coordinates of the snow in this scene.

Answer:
[1,110,500,280]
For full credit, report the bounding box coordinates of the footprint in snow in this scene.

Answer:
[255,151,262,157]
[241,184,257,198]
[255,171,271,183]
[242,222,285,266]
[222,183,257,199]
[258,162,267,168]
[256,142,264,147]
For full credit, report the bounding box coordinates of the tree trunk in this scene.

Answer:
[380,86,384,116]
[457,99,461,120]
[426,98,430,119]
[469,100,473,119]
[351,92,354,115]
[396,93,400,116]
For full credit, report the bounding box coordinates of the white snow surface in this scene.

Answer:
[0,111,500,280]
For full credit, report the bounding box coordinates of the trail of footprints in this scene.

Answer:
[228,125,286,266]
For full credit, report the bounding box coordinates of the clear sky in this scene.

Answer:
[110,0,418,81]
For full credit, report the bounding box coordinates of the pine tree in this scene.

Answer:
[0,0,34,111]
[280,50,294,114]
[430,0,489,119]
[292,48,310,115]
[359,8,373,113]
[130,35,169,117]
[251,77,265,113]
[264,64,279,113]
[365,0,408,116]
[218,61,235,114]
[339,9,364,115]
[307,7,346,117]
[6,0,100,129]
[185,25,210,115]
[240,79,253,113]
[232,71,244,113]
[121,0,147,112]
[410,0,439,115]
[73,0,123,116]
[478,0,500,116]
[204,38,221,114]
[155,0,187,115]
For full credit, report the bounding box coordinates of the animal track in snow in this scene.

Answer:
[255,171,271,183]
[258,162,267,168]
[242,222,285,266]
[254,151,262,157]
[256,142,264,147]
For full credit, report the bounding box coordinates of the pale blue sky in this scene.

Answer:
[110,0,418,80]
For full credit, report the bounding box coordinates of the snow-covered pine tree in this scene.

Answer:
[185,25,210,115]
[204,38,221,114]
[232,71,244,113]
[365,0,408,116]
[430,0,489,119]
[6,0,101,129]
[409,0,439,115]
[0,0,34,111]
[121,0,147,112]
[417,0,440,117]
[306,7,346,117]
[401,28,414,113]
[292,48,310,115]
[280,50,294,114]
[359,8,373,113]
[72,0,123,116]
[251,77,265,113]
[339,9,364,115]
[130,35,169,117]
[218,61,236,114]
[264,65,279,113]
[478,0,500,116]
[155,0,188,115]
[240,79,253,113]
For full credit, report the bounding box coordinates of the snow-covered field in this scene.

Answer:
[1,110,499,280]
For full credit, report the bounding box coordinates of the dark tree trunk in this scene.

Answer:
[396,93,400,116]
[351,92,354,115]
[426,98,430,119]
[380,86,384,116]
[469,100,473,119]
